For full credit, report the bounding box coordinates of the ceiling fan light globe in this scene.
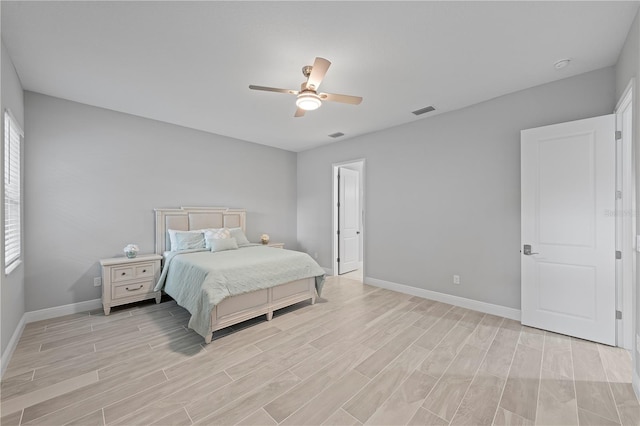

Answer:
[296,93,322,111]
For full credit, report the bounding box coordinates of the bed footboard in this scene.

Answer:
[203,277,316,344]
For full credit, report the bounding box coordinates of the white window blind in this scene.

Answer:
[4,110,22,273]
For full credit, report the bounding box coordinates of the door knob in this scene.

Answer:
[523,244,539,255]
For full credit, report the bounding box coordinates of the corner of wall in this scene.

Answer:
[1,38,26,361]
[0,314,25,378]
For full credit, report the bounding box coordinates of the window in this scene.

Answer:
[4,110,22,274]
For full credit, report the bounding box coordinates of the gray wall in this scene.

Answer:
[297,67,616,310]
[616,11,639,100]
[24,92,298,311]
[1,40,25,357]
[615,8,640,391]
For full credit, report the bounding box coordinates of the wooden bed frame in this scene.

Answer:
[154,207,317,343]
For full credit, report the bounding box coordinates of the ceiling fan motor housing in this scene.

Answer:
[296,91,322,111]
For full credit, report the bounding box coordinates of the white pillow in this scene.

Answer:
[203,228,230,249]
[204,228,231,240]
[168,229,205,251]
[228,227,250,246]
[211,237,238,252]
[204,228,231,249]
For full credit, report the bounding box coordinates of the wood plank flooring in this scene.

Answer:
[1,276,638,425]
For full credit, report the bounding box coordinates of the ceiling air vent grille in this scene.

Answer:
[328,132,345,138]
[412,106,435,116]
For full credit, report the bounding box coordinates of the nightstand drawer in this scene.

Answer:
[111,262,155,283]
[112,280,153,300]
[111,266,134,282]
[134,263,155,279]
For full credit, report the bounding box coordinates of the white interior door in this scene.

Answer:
[338,167,360,274]
[521,114,616,345]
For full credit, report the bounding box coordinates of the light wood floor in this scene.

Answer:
[340,269,363,282]
[1,276,638,426]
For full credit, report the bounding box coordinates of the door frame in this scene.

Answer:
[332,159,365,277]
[615,79,635,350]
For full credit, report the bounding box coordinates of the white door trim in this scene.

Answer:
[614,78,635,350]
[332,159,365,278]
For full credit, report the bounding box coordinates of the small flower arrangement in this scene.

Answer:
[123,244,139,258]
[260,234,270,245]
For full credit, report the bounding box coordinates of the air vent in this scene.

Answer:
[328,132,345,138]
[412,106,436,116]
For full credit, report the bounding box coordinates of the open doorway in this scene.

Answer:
[332,160,365,282]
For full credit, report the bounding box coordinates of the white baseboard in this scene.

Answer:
[1,314,26,378]
[633,368,640,401]
[1,298,102,378]
[364,276,521,321]
[23,298,102,323]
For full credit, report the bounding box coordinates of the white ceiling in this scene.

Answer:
[2,1,638,152]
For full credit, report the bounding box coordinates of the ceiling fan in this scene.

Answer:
[249,57,363,117]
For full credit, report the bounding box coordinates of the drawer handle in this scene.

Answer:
[125,285,144,292]
[142,269,146,273]
[121,272,126,276]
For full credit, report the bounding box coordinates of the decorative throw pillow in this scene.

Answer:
[203,228,231,249]
[211,237,238,252]
[228,227,251,246]
[204,228,231,249]
[172,231,205,251]
[168,229,205,251]
[205,228,231,240]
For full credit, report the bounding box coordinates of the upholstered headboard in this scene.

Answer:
[154,206,246,254]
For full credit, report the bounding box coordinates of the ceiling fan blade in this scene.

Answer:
[319,92,363,105]
[306,57,331,90]
[294,107,306,118]
[249,85,298,95]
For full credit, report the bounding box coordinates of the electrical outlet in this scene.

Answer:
[453,275,460,285]
[93,277,102,287]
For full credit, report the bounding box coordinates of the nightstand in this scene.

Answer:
[100,254,162,315]
[266,243,284,249]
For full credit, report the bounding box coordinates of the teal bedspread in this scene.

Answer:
[155,246,325,339]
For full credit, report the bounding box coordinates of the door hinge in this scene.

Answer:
[616,310,622,320]
[616,130,622,140]
[616,250,622,259]
[337,258,340,263]
[616,190,623,199]
[337,230,340,235]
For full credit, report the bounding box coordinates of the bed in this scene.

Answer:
[153,207,325,343]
